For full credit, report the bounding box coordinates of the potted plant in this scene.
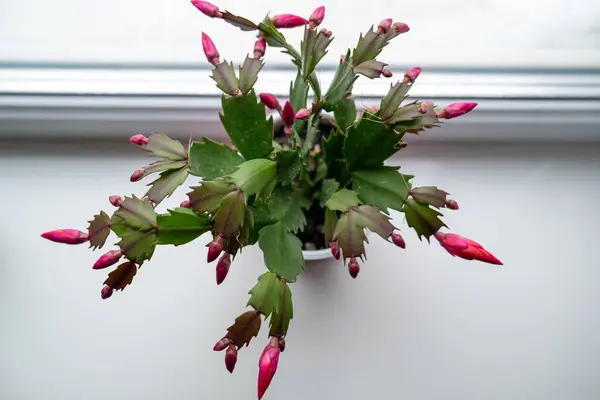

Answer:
[41,3,502,399]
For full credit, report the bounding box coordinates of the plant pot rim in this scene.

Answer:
[302,247,334,261]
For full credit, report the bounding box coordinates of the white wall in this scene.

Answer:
[1,140,599,400]
[1,0,600,67]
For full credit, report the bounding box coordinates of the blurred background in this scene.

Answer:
[1,0,600,399]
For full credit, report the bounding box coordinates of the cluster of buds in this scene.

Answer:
[258,93,299,135]
[213,337,238,373]
[377,18,410,35]
[207,236,233,284]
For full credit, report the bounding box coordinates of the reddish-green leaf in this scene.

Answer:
[404,198,447,241]
[145,166,189,205]
[104,261,137,291]
[268,281,293,337]
[141,133,187,161]
[111,195,157,232]
[187,180,233,214]
[333,210,367,259]
[225,310,262,348]
[116,230,157,264]
[354,205,395,239]
[410,186,449,208]
[352,167,413,213]
[88,211,111,250]
[213,189,246,237]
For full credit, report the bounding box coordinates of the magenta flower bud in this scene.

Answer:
[109,195,124,207]
[435,232,502,265]
[330,241,341,260]
[309,6,325,28]
[101,285,114,299]
[190,0,222,18]
[259,93,281,111]
[319,28,333,38]
[224,344,238,373]
[382,66,393,78]
[130,169,144,182]
[213,337,230,351]
[445,199,459,210]
[348,258,360,279]
[207,236,224,263]
[419,100,435,114]
[258,342,281,399]
[391,22,410,33]
[92,249,123,270]
[253,37,266,59]
[282,101,295,128]
[129,134,148,146]
[270,14,309,29]
[391,232,406,249]
[201,32,220,66]
[215,252,231,285]
[295,108,311,120]
[436,102,478,119]
[403,67,422,84]
[398,141,408,148]
[41,229,89,245]
[377,18,393,34]
[278,337,286,352]
[180,200,191,208]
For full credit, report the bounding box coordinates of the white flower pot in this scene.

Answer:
[302,248,334,261]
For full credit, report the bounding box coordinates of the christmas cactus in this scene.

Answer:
[41,3,502,399]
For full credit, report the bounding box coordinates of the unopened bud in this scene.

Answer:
[436,102,478,119]
[41,229,89,245]
[318,28,332,38]
[180,200,191,208]
[445,199,459,210]
[419,101,435,114]
[330,241,341,260]
[270,14,309,29]
[130,169,144,182]
[216,252,231,285]
[253,37,266,59]
[309,6,325,29]
[382,66,393,78]
[391,22,410,33]
[213,337,230,351]
[224,344,238,373]
[377,18,393,34]
[282,101,295,128]
[207,236,224,263]
[295,108,311,120]
[101,285,114,299]
[109,195,124,207]
[191,0,222,18]
[278,337,286,352]
[92,249,123,270]
[403,67,422,84]
[202,32,220,66]
[259,93,281,110]
[348,258,360,279]
[391,232,406,249]
[129,134,148,146]
[398,141,408,149]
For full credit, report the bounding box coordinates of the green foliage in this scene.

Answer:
[189,138,243,179]
[157,208,211,246]
[87,211,111,250]
[380,82,410,120]
[256,187,309,233]
[213,190,246,237]
[344,118,401,171]
[258,221,304,282]
[269,281,293,337]
[238,56,264,94]
[353,205,395,239]
[219,89,273,160]
[145,166,189,205]
[275,150,302,186]
[187,180,233,214]
[116,230,157,264]
[141,133,187,161]
[319,179,340,207]
[228,159,277,198]
[333,209,367,259]
[211,61,239,96]
[247,272,282,316]
[325,189,361,212]
[334,96,357,131]
[324,208,338,244]
[404,198,447,241]
[111,196,156,232]
[352,167,413,213]
[410,186,449,208]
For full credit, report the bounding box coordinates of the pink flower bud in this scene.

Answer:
[253,37,266,59]
[348,257,360,279]
[258,342,281,399]
[109,195,124,207]
[436,102,477,119]
[382,66,393,78]
[130,169,144,182]
[270,14,309,29]
[207,236,224,263]
[101,285,114,299]
[225,344,238,373]
[191,0,222,18]
[434,232,502,265]
[295,108,311,120]
[282,101,295,128]
[309,6,325,28]
[377,18,393,34]
[216,252,231,285]
[278,337,286,352]
[403,67,422,84]
[319,28,333,38]
[391,22,410,33]
[259,93,281,110]
[330,241,341,260]
[213,337,230,351]
[419,101,435,113]
[129,134,148,146]
[391,232,406,249]
[201,32,220,66]
[398,141,408,148]
[180,200,191,208]
[41,229,89,245]
[445,199,459,210]
[92,250,123,270]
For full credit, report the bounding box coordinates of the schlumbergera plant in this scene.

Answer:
[41,3,503,399]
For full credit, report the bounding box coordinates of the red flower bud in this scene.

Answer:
[377,18,393,34]
[109,195,124,207]
[319,28,333,38]
[445,199,459,210]
[391,22,410,33]
[130,169,144,182]
[180,200,191,208]
[403,67,422,84]
[258,342,281,399]
[92,250,123,270]
[270,14,309,29]
[278,337,286,352]
[434,232,502,265]
[330,241,341,260]
[191,0,222,18]
[436,102,477,119]
[348,257,360,279]
[213,337,230,351]
[398,141,408,148]
[41,229,89,245]
[259,93,281,111]
[101,285,114,299]
[224,344,238,373]
[253,37,266,59]
[295,108,311,120]
[282,101,295,128]
[216,252,231,285]
[382,66,393,78]
[309,6,325,28]
[391,232,406,249]
[129,134,148,146]
[207,236,224,263]
[201,32,220,66]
